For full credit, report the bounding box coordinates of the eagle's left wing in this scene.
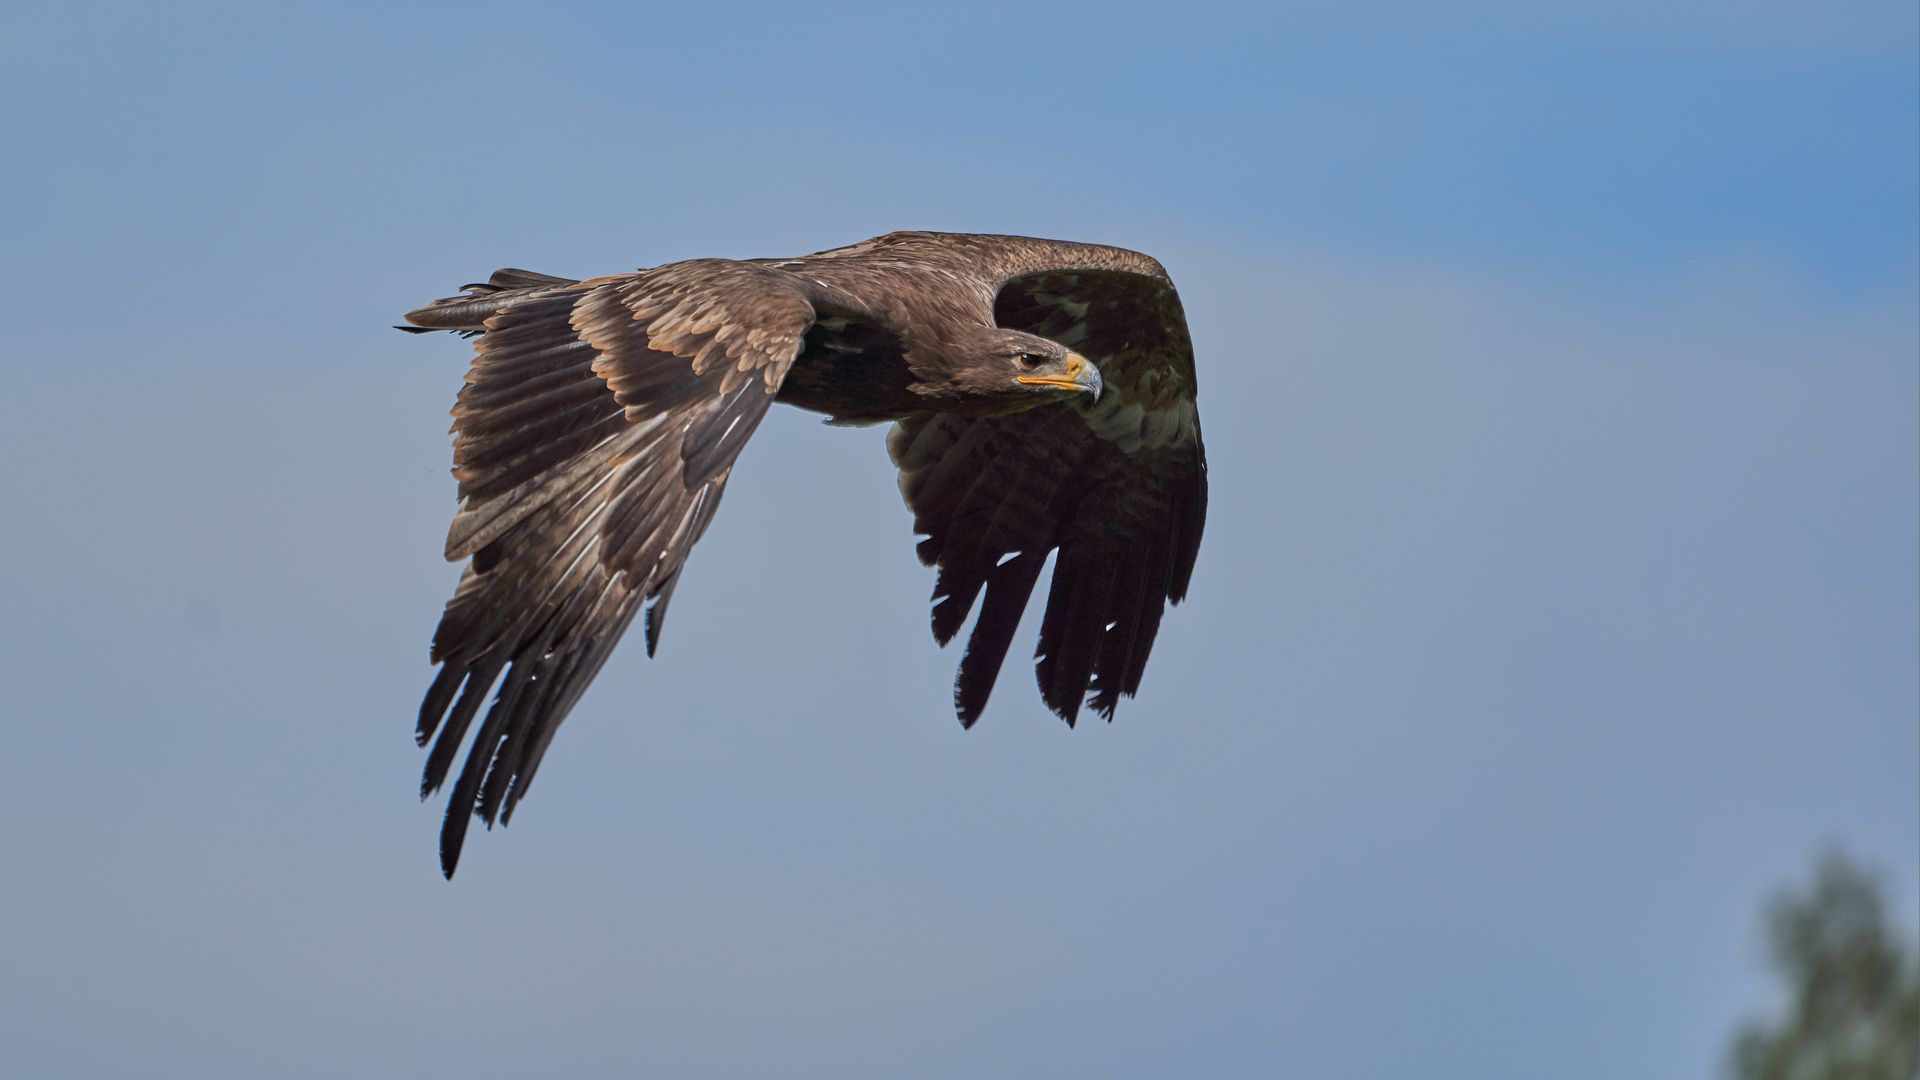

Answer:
[406,260,870,876]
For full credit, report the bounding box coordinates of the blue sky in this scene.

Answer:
[1,2,1914,1078]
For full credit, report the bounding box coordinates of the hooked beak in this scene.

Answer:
[1015,352,1104,401]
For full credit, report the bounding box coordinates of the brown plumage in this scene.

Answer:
[403,232,1207,877]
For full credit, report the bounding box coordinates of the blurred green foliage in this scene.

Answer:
[1732,850,1920,1080]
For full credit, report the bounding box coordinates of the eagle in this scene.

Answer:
[401,232,1207,877]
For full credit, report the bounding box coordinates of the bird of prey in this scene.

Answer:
[401,231,1207,876]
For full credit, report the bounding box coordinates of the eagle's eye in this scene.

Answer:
[1014,352,1044,370]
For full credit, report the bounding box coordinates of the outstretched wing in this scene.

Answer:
[407,260,839,877]
[889,266,1206,726]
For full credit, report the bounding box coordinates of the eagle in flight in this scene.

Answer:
[402,232,1207,876]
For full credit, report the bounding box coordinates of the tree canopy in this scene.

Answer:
[1731,850,1920,1080]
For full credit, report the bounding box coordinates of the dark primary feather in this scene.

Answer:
[404,232,1206,876]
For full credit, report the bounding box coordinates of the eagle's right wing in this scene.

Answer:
[889,265,1207,726]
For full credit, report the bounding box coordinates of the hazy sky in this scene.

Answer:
[2,2,1914,1078]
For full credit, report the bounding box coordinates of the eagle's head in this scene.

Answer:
[911,327,1103,413]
